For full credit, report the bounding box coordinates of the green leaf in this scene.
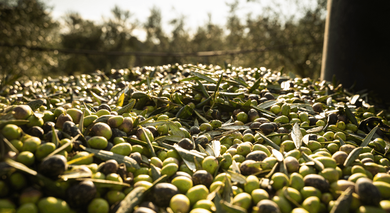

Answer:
[196,79,210,98]
[343,147,362,167]
[360,125,379,147]
[248,77,262,93]
[117,99,136,115]
[259,132,280,150]
[139,126,156,157]
[173,144,205,163]
[83,147,140,170]
[190,71,216,83]
[330,186,354,213]
[344,103,358,125]
[301,152,324,171]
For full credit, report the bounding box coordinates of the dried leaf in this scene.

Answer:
[226,170,246,184]
[272,149,284,162]
[231,160,241,174]
[5,158,37,176]
[211,140,221,157]
[291,122,303,149]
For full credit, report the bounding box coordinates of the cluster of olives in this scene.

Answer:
[0,63,390,213]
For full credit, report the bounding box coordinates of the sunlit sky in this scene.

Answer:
[46,0,294,41]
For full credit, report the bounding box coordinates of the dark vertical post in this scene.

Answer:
[321,0,390,99]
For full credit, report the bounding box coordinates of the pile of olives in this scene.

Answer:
[0,64,390,213]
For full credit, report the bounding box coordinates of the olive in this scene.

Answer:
[91,122,112,140]
[240,160,261,176]
[98,159,119,175]
[27,122,44,135]
[98,104,111,112]
[62,121,81,137]
[13,105,33,120]
[245,150,268,162]
[150,183,179,207]
[192,170,213,187]
[66,180,97,208]
[138,201,159,212]
[42,121,55,133]
[178,138,194,150]
[189,126,200,135]
[56,113,73,129]
[259,123,275,135]
[303,174,330,192]
[257,199,281,213]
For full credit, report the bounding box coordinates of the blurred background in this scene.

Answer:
[0,0,326,80]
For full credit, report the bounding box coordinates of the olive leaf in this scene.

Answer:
[219,125,250,131]
[225,170,246,184]
[248,77,262,93]
[51,125,60,147]
[258,132,281,150]
[205,144,215,157]
[193,110,209,123]
[211,140,221,157]
[150,164,162,181]
[182,158,197,172]
[231,160,241,174]
[344,103,358,126]
[67,153,95,165]
[221,201,247,213]
[301,152,324,171]
[190,71,216,83]
[0,134,18,154]
[116,175,168,213]
[337,135,346,146]
[222,175,234,203]
[252,105,276,118]
[139,126,156,157]
[116,99,136,115]
[360,124,379,147]
[46,134,80,159]
[306,126,324,134]
[60,170,92,179]
[272,149,284,162]
[256,100,277,110]
[76,178,131,188]
[5,158,37,176]
[195,79,210,98]
[343,147,362,167]
[83,147,140,170]
[173,143,204,163]
[330,186,354,213]
[291,122,303,149]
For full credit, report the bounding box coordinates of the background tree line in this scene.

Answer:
[0,0,326,81]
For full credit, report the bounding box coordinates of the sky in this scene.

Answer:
[46,0,280,41]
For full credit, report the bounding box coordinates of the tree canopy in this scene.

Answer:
[0,0,326,80]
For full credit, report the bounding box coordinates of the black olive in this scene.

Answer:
[150,183,179,207]
[192,170,213,188]
[178,138,194,150]
[66,180,97,208]
[39,155,67,179]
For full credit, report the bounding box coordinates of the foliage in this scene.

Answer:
[0,0,326,79]
[0,0,59,85]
